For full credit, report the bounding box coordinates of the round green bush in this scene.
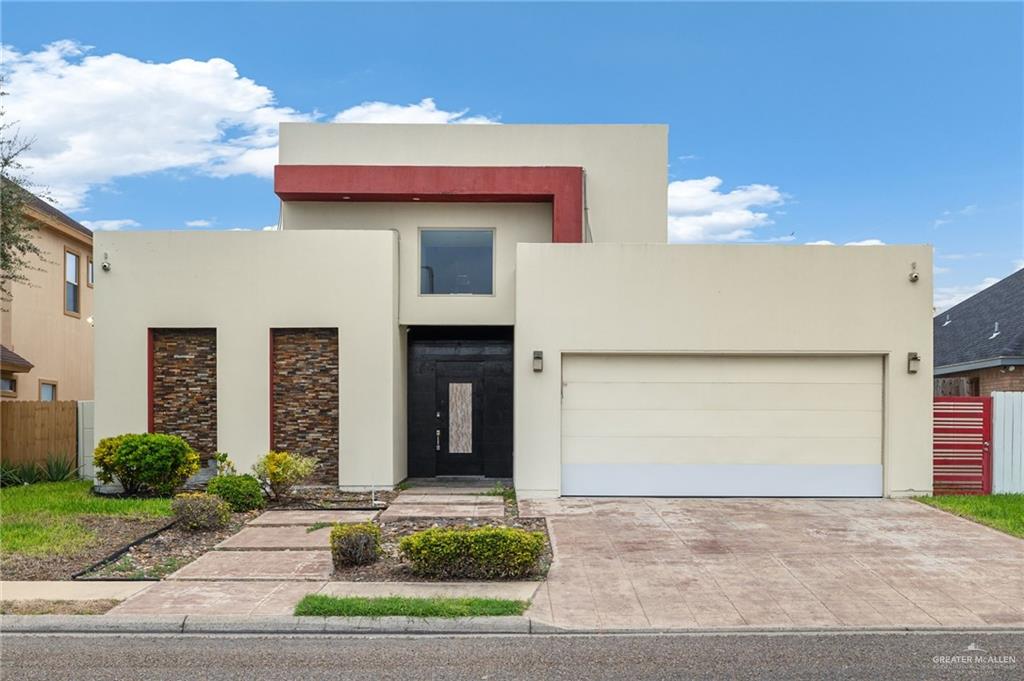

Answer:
[172,492,232,531]
[399,526,545,580]
[330,522,382,568]
[93,433,200,496]
[207,475,266,512]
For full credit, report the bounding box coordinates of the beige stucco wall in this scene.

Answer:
[282,202,551,326]
[4,226,94,401]
[94,230,404,487]
[278,123,668,245]
[514,244,934,499]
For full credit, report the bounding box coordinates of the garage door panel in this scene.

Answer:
[562,409,882,440]
[562,435,881,466]
[563,354,881,384]
[560,354,883,497]
[563,381,881,413]
[561,463,883,497]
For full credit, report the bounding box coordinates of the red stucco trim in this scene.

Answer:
[146,329,154,434]
[274,165,585,243]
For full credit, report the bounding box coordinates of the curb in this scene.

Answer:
[3,615,1022,636]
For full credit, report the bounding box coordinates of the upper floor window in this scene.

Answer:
[64,249,80,316]
[420,229,494,295]
[39,381,57,401]
[1,375,16,396]
[87,257,94,287]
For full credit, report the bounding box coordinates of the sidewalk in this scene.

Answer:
[1,581,154,602]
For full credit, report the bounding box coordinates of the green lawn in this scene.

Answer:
[0,481,171,556]
[917,494,1024,538]
[293,594,528,618]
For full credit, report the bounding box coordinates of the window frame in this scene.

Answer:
[417,227,497,297]
[38,380,58,401]
[63,246,82,318]
[1,374,16,397]
[87,257,94,288]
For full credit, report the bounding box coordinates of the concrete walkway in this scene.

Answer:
[521,497,1024,630]
[110,581,540,616]
[1,581,154,602]
[380,492,504,520]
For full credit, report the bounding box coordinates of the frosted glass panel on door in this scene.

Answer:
[449,383,472,453]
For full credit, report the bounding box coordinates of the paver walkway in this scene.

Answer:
[247,510,378,526]
[379,493,504,520]
[521,497,1024,630]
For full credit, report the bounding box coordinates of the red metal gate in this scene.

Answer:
[933,397,992,495]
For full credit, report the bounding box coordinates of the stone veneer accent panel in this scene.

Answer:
[151,329,217,461]
[272,328,339,484]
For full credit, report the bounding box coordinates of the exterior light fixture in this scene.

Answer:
[907,352,921,374]
[533,351,543,373]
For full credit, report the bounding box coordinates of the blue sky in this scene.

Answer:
[3,1,1022,309]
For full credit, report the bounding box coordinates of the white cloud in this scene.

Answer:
[934,277,1000,312]
[1014,259,1024,271]
[805,240,835,246]
[933,266,951,275]
[667,176,784,242]
[261,224,279,231]
[845,239,885,246]
[933,204,977,228]
[332,97,497,125]
[1,41,496,211]
[185,219,212,228]
[79,218,140,231]
[676,154,699,162]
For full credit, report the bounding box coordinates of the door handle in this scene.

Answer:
[435,429,441,452]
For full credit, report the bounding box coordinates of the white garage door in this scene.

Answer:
[561,355,883,497]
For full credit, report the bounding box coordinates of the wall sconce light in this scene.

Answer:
[907,352,921,374]
[533,351,544,373]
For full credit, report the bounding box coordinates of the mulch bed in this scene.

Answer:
[0,516,171,581]
[0,599,120,615]
[331,515,552,582]
[80,511,260,580]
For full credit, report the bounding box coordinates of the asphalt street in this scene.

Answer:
[3,631,1022,680]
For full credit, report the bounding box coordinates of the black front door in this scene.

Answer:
[408,328,513,478]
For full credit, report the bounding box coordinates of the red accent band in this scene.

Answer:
[146,329,154,434]
[274,165,584,243]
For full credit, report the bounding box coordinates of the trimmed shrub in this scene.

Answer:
[172,492,232,531]
[207,474,266,512]
[330,522,382,568]
[252,451,317,499]
[399,526,545,580]
[94,433,200,496]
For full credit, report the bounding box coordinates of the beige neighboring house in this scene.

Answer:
[1,191,94,402]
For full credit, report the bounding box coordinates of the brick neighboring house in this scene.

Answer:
[1,189,94,402]
[934,268,1024,396]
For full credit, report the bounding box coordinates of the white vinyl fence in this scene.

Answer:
[77,400,95,480]
[992,392,1024,493]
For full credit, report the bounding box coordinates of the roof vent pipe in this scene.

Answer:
[989,322,1000,340]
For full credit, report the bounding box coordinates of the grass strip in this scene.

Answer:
[0,599,121,615]
[0,481,172,556]
[294,594,528,618]
[916,493,1024,538]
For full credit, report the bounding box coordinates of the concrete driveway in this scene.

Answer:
[520,497,1024,630]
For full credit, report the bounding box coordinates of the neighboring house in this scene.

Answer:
[95,124,933,498]
[934,268,1024,395]
[1,190,94,402]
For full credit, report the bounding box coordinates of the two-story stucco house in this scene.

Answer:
[2,190,94,402]
[95,124,934,499]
